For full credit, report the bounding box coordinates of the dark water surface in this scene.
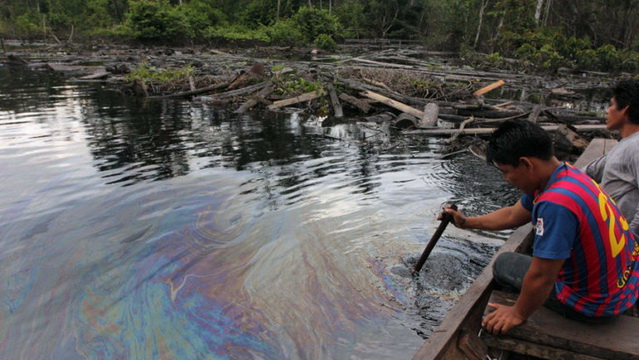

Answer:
[0,65,516,359]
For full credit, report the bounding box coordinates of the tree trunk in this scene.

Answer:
[474,0,489,49]
[542,0,552,26]
[534,0,545,26]
[277,0,281,20]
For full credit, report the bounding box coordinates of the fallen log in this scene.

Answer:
[348,57,416,70]
[339,93,372,113]
[327,84,343,118]
[336,76,430,108]
[360,90,423,118]
[196,81,270,102]
[402,124,607,136]
[419,103,439,128]
[78,71,110,80]
[45,63,104,75]
[556,124,589,152]
[267,90,323,110]
[235,85,274,113]
[154,81,231,99]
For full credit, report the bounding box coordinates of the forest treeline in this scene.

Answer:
[2,0,639,72]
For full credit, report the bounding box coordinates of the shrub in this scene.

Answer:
[314,34,337,52]
[620,50,639,72]
[575,49,599,70]
[291,7,342,43]
[125,0,191,42]
[15,13,41,37]
[265,20,304,46]
[595,44,622,70]
[177,1,227,37]
[242,0,277,28]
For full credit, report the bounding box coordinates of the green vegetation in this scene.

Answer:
[273,72,324,96]
[2,0,639,72]
[125,62,195,83]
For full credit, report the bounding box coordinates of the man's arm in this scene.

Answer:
[582,154,607,182]
[630,152,639,238]
[444,200,531,231]
[482,257,564,334]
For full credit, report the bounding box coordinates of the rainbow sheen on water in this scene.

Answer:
[0,65,509,359]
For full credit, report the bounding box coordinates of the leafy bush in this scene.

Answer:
[177,1,227,37]
[274,73,323,96]
[620,50,639,72]
[314,34,337,52]
[595,44,622,70]
[242,0,277,28]
[125,0,191,42]
[15,13,41,37]
[291,7,342,43]
[265,19,304,46]
[575,49,599,70]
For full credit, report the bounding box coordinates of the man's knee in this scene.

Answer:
[493,252,531,291]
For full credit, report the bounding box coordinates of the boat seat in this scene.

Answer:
[480,290,639,360]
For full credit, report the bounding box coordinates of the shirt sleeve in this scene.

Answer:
[521,193,534,212]
[581,154,607,183]
[532,201,578,260]
[629,149,639,238]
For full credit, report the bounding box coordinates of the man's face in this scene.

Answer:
[496,160,536,194]
[606,97,629,130]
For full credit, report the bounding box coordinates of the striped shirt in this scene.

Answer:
[521,162,639,317]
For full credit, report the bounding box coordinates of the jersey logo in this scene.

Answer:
[536,218,544,236]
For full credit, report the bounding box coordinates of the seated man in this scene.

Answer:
[443,119,639,335]
[583,78,639,239]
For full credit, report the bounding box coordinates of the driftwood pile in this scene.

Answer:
[3,44,615,157]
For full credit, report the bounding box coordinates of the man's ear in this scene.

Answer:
[519,157,534,170]
[621,105,631,119]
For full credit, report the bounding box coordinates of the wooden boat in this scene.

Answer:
[412,138,639,360]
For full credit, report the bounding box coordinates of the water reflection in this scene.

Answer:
[0,65,519,359]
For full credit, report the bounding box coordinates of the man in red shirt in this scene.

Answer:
[443,120,639,334]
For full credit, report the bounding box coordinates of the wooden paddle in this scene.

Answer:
[413,204,457,273]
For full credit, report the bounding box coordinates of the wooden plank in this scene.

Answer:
[473,80,506,97]
[484,291,639,360]
[482,335,606,360]
[457,331,487,360]
[412,225,534,360]
[361,90,423,118]
[268,90,323,110]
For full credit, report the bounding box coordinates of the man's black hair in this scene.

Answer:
[612,78,639,125]
[486,119,554,167]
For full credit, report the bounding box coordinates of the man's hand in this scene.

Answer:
[482,302,527,335]
[439,205,468,228]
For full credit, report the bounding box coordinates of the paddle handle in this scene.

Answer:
[413,204,458,273]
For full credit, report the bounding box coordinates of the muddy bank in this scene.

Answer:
[2,41,619,161]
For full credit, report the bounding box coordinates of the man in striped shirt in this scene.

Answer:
[443,119,639,335]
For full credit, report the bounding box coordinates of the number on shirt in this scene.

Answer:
[598,192,628,258]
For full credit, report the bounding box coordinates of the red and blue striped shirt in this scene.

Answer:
[521,162,639,317]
